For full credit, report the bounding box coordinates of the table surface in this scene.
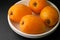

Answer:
[0,0,60,40]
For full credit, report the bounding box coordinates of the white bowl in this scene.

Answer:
[7,0,60,38]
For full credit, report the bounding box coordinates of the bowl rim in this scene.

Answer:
[7,0,60,37]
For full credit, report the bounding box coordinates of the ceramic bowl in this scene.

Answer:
[8,0,60,38]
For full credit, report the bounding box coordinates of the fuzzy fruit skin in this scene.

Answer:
[40,6,59,26]
[20,15,47,34]
[29,0,48,14]
[8,4,32,23]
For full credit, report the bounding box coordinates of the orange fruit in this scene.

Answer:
[29,0,48,14]
[40,6,59,26]
[8,4,32,23]
[20,15,46,34]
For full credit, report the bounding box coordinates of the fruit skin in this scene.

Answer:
[20,15,46,34]
[40,6,59,26]
[29,0,48,14]
[8,4,32,23]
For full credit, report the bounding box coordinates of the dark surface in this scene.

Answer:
[0,0,60,40]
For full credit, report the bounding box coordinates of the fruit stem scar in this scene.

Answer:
[45,19,50,25]
[22,21,24,25]
[10,11,13,15]
[33,2,37,7]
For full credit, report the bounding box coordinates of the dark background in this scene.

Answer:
[0,0,60,40]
